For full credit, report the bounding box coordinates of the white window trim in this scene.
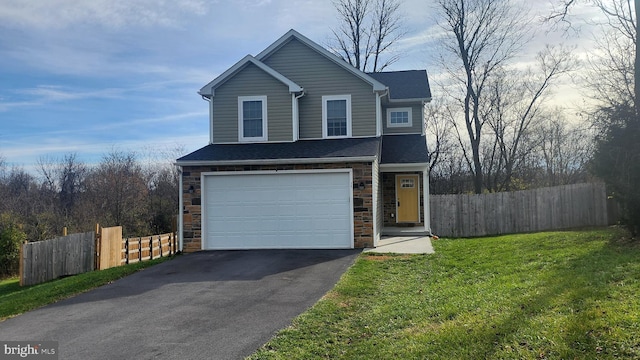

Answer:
[387,107,413,128]
[238,95,268,142]
[322,95,352,138]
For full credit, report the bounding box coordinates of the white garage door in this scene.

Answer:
[203,170,353,249]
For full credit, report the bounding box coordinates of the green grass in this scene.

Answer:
[250,228,640,359]
[0,256,173,322]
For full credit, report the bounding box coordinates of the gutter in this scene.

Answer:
[388,97,431,104]
[379,163,429,171]
[175,155,377,167]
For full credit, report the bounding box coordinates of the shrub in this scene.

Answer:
[591,105,640,236]
[0,213,27,277]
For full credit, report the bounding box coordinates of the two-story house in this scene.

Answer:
[176,29,431,251]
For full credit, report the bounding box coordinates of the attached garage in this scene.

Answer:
[202,170,354,250]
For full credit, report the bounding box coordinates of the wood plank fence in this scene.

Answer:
[20,232,95,286]
[121,233,177,265]
[21,226,177,286]
[97,226,123,270]
[95,226,178,269]
[430,182,609,238]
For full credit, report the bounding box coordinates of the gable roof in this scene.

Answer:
[199,55,302,97]
[368,70,431,101]
[176,137,381,165]
[256,29,387,92]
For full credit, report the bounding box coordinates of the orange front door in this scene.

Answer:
[396,175,419,223]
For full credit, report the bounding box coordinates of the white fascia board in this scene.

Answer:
[380,163,429,172]
[176,156,376,167]
[256,29,387,92]
[198,55,302,96]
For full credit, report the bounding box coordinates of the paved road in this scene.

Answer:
[0,250,360,359]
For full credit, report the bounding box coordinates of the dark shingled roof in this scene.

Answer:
[177,137,381,163]
[367,70,431,100]
[381,134,430,164]
[177,135,428,165]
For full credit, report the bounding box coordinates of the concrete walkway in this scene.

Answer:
[365,235,435,254]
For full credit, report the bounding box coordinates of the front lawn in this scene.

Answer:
[250,228,640,359]
[0,256,172,322]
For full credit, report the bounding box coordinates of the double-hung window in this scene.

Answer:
[322,95,351,138]
[238,96,267,142]
[387,107,412,128]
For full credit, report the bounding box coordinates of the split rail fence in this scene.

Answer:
[20,226,177,286]
[430,182,609,238]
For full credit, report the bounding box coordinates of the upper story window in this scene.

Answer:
[387,107,413,128]
[322,95,352,138]
[238,96,267,142]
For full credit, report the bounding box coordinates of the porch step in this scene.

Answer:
[382,227,430,236]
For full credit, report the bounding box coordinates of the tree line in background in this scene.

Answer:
[0,148,181,246]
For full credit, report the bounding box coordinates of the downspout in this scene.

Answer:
[293,90,305,141]
[376,89,389,137]
[177,165,184,252]
[421,100,426,136]
[201,95,213,144]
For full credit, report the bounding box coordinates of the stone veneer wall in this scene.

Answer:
[181,162,374,252]
[382,172,425,227]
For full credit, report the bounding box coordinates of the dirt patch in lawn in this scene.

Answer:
[362,254,414,261]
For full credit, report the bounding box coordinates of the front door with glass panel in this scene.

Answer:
[396,175,419,223]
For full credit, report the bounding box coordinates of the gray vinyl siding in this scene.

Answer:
[382,103,424,134]
[212,63,292,143]
[262,38,377,139]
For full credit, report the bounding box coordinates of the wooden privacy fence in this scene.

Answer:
[430,182,609,238]
[20,232,95,286]
[21,226,177,286]
[97,225,123,270]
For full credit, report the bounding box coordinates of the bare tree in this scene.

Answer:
[37,153,87,223]
[0,154,6,177]
[330,0,404,72]
[424,99,456,177]
[548,0,639,112]
[141,144,184,233]
[83,150,149,236]
[535,110,594,186]
[435,0,530,193]
[484,45,576,190]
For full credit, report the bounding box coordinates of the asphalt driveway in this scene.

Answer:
[0,249,360,359]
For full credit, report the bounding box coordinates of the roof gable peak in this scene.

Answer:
[257,29,387,92]
[199,55,302,97]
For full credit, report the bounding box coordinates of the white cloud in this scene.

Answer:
[0,100,39,112]
[0,0,209,30]
[17,85,125,102]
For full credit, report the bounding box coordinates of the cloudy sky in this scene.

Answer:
[0,0,600,171]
